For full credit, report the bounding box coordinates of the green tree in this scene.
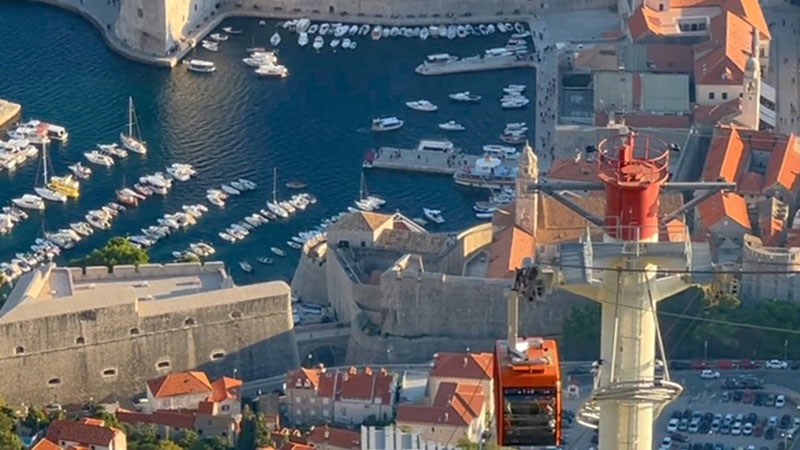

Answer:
[22,407,49,432]
[158,441,186,450]
[176,429,199,448]
[70,237,149,268]
[457,438,479,450]
[562,304,601,360]
[0,430,24,450]
[89,405,120,429]
[189,437,232,450]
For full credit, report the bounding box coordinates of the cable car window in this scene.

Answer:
[502,387,558,446]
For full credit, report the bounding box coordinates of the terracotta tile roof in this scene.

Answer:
[396,382,485,427]
[306,426,361,450]
[697,191,751,231]
[693,98,742,125]
[431,352,494,380]
[628,6,663,41]
[661,218,689,242]
[702,126,747,182]
[738,172,764,194]
[147,371,213,399]
[211,376,243,402]
[316,370,341,398]
[339,366,393,404]
[726,0,770,39]
[328,211,391,233]
[287,367,322,390]
[760,217,784,246]
[31,439,60,450]
[488,226,535,279]
[46,419,120,447]
[694,11,755,85]
[764,134,800,193]
[645,44,695,73]
[117,408,197,428]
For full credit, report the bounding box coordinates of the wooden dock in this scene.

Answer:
[363,146,477,175]
[0,99,21,129]
[415,54,535,76]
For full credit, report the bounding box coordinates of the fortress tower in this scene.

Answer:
[739,26,762,130]
[115,0,215,55]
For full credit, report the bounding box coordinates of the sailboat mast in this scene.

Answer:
[42,141,48,184]
[273,167,277,203]
[128,97,133,136]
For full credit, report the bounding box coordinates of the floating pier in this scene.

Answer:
[363,140,477,175]
[415,54,535,76]
[0,99,21,129]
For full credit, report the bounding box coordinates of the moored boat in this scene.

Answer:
[371,117,404,132]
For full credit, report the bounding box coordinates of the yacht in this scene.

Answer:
[270,247,287,257]
[313,35,324,50]
[201,40,219,52]
[116,188,140,206]
[48,174,80,198]
[222,26,242,34]
[99,143,127,158]
[255,64,289,78]
[423,207,445,224]
[371,117,404,132]
[188,59,216,73]
[405,100,438,112]
[35,143,68,203]
[298,32,309,47]
[449,91,482,102]
[12,194,45,211]
[438,120,466,131]
[270,32,281,47]
[120,97,148,155]
[84,150,114,167]
[209,33,228,41]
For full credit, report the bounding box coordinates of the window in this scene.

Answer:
[722,92,728,100]
[130,327,140,336]
[222,405,230,412]
[194,4,197,10]
[76,336,85,345]
[137,7,143,18]
[658,3,664,10]
[47,378,61,387]
[184,318,195,327]
[210,350,226,361]
[230,310,242,319]
[14,346,24,355]
[156,359,171,370]
[709,92,715,100]
[102,368,118,377]
[322,398,329,405]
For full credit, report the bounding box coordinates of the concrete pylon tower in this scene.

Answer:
[740,26,762,130]
[515,142,539,235]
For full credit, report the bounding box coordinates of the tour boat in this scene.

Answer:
[255,64,289,78]
[187,59,216,73]
[209,33,228,42]
[270,247,287,257]
[438,120,466,131]
[12,194,45,211]
[239,260,254,273]
[68,162,91,180]
[222,26,242,35]
[270,32,281,47]
[449,91,482,102]
[371,25,382,40]
[423,207,445,224]
[298,32,309,47]
[313,36,324,50]
[405,100,438,112]
[201,40,219,52]
[371,117,404,132]
[120,97,147,155]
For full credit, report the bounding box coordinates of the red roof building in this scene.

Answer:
[145,371,242,416]
[45,418,126,450]
[697,191,751,240]
[396,382,488,446]
[306,425,361,450]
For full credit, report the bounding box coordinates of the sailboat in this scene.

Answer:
[120,97,147,155]
[34,142,67,203]
[266,167,289,218]
[354,172,384,211]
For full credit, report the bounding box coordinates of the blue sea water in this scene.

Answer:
[0,2,534,284]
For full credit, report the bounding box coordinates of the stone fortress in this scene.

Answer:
[291,146,594,365]
[0,262,298,406]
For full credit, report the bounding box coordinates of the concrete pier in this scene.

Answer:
[0,99,21,129]
[363,146,477,175]
[415,54,536,76]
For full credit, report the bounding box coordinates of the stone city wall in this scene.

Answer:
[0,288,298,406]
[291,253,330,306]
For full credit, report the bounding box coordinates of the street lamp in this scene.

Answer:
[704,340,709,363]
[784,339,789,361]
[307,353,313,368]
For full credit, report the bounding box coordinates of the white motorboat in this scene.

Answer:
[514,22,525,33]
[438,25,447,37]
[313,36,324,50]
[255,64,289,78]
[190,242,216,256]
[504,84,526,93]
[320,23,330,35]
[342,38,352,49]
[219,231,236,243]
[84,150,114,167]
[505,122,527,130]
[120,97,147,155]
[238,178,257,190]
[457,25,468,38]
[209,33,228,41]
[166,163,195,181]
[420,27,429,40]
[257,257,274,265]
[330,39,340,49]
[271,247,287,257]
[371,25,382,40]
[207,193,225,207]
[70,222,94,237]
[390,26,400,37]
[134,183,153,196]
[221,184,241,196]
[243,53,277,67]
[371,117,404,132]
[222,26,242,34]
[270,32,281,47]
[201,40,219,52]
[423,207,445,224]
[68,162,91,179]
[187,59,216,73]
[239,260,253,273]
[501,98,530,109]
[406,100,438,112]
[358,24,370,35]
[438,120,466,131]
[348,24,358,35]
[309,24,319,34]
[12,194,45,211]
[259,20,266,27]
[447,25,457,39]
[99,143,127,158]
[483,144,518,158]
[298,32,309,47]
[449,91,482,102]
[335,24,348,37]
[497,22,507,33]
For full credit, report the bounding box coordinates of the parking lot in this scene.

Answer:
[561,367,800,450]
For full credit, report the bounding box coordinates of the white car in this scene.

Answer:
[659,436,672,450]
[668,418,679,432]
[731,421,742,435]
[743,422,753,435]
[700,369,720,379]
[766,359,789,369]
[776,394,786,408]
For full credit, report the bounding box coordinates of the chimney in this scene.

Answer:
[365,367,373,376]
[463,357,468,367]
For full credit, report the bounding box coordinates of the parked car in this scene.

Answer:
[766,426,776,440]
[739,359,758,369]
[720,423,732,434]
[743,391,754,403]
[734,391,744,402]
[689,422,699,434]
[722,391,731,402]
[744,422,753,435]
[781,414,792,429]
[732,421,743,435]
[668,418,680,432]
[754,425,764,437]
[776,394,786,408]
[701,369,721,379]
[766,359,789,369]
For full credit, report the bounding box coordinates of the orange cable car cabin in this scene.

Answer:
[494,337,562,448]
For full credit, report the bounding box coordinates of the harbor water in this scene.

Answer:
[0,2,535,284]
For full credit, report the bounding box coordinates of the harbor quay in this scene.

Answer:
[363,145,477,175]
[0,98,22,129]
[415,53,536,76]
